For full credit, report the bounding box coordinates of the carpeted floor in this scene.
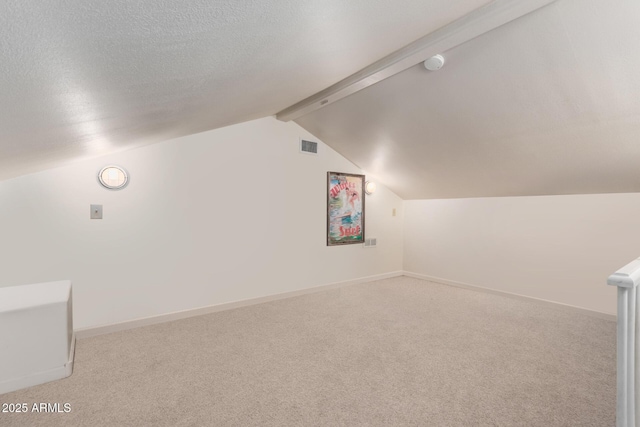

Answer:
[0,277,616,426]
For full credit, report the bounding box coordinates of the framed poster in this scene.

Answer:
[327,172,365,246]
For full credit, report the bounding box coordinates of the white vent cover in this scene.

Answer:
[364,238,377,248]
[299,139,318,155]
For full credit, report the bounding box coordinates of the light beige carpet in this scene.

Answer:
[0,277,615,426]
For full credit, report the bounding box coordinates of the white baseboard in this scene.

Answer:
[402,271,616,321]
[75,271,404,339]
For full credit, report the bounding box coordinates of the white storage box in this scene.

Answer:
[0,280,75,394]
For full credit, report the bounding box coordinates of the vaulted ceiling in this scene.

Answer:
[0,0,487,181]
[2,0,639,200]
[295,0,640,199]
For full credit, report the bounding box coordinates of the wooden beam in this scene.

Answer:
[276,0,558,122]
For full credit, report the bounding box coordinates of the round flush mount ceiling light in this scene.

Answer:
[98,165,129,190]
[423,54,445,71]
[365,181,377,195]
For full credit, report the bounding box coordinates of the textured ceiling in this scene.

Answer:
[296,0,640,199]
[0,0,489,181]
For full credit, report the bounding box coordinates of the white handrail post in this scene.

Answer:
[630,286,637,427]
[608,258,640,427]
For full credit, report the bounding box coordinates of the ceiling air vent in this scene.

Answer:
[300,139,318,155]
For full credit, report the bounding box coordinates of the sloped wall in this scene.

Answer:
[0,117,403,329]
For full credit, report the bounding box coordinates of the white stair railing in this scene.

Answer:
[608,258,640,427]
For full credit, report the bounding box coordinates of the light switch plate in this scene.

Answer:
[90,204,103,219]
[363,237,377,248]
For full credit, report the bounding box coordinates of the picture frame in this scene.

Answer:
[327,171,366,246]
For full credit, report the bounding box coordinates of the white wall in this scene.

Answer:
[403,194,640,315]
[0,117,403,329]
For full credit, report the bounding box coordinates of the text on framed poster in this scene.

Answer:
[327,172,365,246]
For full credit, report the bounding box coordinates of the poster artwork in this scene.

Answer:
[327,172,365,246]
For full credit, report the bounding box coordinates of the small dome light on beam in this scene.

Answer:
[423,54,445,71]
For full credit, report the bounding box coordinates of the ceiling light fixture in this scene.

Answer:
[423,54,445,71]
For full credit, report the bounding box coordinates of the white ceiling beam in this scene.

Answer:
[276,0,558,122]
